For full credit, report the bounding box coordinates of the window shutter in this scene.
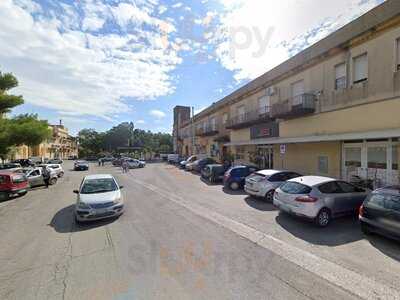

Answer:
[353,54,368,83]
[335,63,346,89]
[335,63,346,79]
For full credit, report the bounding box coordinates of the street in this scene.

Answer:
[0,161,400,300]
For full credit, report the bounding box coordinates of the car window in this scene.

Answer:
[318,181,342,194]
[269,173,286,182]
[280,182,312,194]
[366,194,386,209]
[336,181,358,193]
[81,178,118,194]
[385,195,400,212]
[30,170,40,176]
[232,168,245,177]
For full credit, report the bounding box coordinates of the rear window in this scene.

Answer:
[12,174,27,183]
[367,193,400,212]
[280,182,312,194]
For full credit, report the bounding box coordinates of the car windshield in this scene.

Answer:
[80,178,118,194]
[281,182,312,194]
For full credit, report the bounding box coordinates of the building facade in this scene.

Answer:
[13,122,78,160]
[173,0,400,188]
[172,106,191,154]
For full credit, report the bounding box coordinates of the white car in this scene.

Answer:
[126,159,145,169]
[74,174,124,223]
[245,170,302,201]
[39,164,64,177]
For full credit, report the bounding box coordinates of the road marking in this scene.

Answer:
[130,178,400,300]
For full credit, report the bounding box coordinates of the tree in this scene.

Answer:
[78,129,104,157]
[0,72,23,115]
[9,114,51,146]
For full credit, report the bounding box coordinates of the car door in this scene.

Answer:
[27,170,42,187]
[336,181,367,213]
[318,181,345,215]
[383,194,400,234]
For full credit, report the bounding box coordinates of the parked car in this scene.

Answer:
[179,155,200,169]
[47,158,63,164]
[85,156,98,161]
[74,174,124,223]
[0,163,22,172]
[223,165,259,190]
[274,176,370,227]
[23,167,58,187]
[74,160,89,171]
[167,154,179,164]
[29,156,43,165]
[192,158,216,173]
[11,159,34,167]
[39,164,64,178]
[245,170,302,201]
[359,186,400,241]
[0,171,29,200]
[126,159,146,169]
[201,164,230,183]
[68,155,78,160]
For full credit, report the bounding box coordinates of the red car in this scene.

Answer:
[0,171,29,200]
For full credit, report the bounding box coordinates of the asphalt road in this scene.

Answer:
[0,161,399,300]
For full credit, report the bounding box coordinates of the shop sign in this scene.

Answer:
[250,122,279,139]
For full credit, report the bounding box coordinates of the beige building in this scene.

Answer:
[13,122,78,160]
[174,0,400,188]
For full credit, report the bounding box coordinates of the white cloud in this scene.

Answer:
[0,0,182,121]
[149,109,166,119]
[136,119,146,124]
[158,5,168,14]
[213,0,382,81]
[172,2,183,8]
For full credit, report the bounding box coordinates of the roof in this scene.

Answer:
[190,0,400,122]
[256,169,282,176]
[290,176,336,186]
[84,174,114,180]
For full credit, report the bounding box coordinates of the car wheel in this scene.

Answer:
[229,181,240,191]
[49,178,57,185]
[315,208,331,227]
[0,192,9,201]
[19,191,28,196]
[265,190,275,202]
[58,172,64,178]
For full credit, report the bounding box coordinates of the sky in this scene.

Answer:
[0,0,384,135]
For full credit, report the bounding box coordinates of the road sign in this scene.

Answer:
[280,144,286,155]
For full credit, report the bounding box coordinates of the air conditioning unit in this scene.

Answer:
[266,86,278,96]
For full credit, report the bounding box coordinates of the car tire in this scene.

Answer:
[0,192,9,201]
[265,190,275,202]
[49,178,57,185]
[315,208,331,227]
[229,181,240,191]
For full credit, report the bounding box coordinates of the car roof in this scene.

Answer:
[373,186,400,196]
[289,175,336,186]
[255,169,283,176]
[84,174,114,180]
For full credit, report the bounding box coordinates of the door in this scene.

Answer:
[257,146,273,169]
[28,170,43,187]
[336,181,366,213]
[343,145,363,182]
[366,145,387,188]
[318,181,347,214]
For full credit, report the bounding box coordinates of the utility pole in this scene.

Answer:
[191,106,195,155]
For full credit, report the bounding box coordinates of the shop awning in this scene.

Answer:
[225,128,400,146]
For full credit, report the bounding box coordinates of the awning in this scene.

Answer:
[225,128,400,146]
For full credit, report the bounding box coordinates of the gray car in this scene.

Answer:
[273,176,370,227]
[23,167,58,187]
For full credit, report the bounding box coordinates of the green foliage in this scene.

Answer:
[0,72,22,114]
[9,114,51,146]
[0,72,18,92]
[78,122,173,156]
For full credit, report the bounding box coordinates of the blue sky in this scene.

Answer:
[0,0,383,135]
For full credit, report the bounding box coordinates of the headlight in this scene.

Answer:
[113,197,123,205]
[77,201,90,209]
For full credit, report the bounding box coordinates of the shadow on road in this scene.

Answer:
[200,177,223,186]
[244,196,277,212]
[49,204,117,233]
[222,187,247,196]
[364,233,400,262]
[275,212,363,246]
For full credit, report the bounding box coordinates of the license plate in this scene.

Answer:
[94,208,107,215]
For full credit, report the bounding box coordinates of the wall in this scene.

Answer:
[273,142,342,178]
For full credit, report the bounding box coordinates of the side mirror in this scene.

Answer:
[73,190,79,194]
[119,185,124,189]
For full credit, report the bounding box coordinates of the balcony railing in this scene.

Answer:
[226,106,272,129]
[196,123,220,137]
[271,94,316,119]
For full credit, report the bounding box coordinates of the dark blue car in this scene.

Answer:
[193,158,216,173]
[223,165,259,190]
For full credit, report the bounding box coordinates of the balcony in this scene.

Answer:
[226,106,272,130]
[271,94,316,119]
[196,123,219,137]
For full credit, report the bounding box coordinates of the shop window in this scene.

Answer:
[318,156,329,174]
[353,53,368,84]
[335,63,347,90]
[367,146,387,169]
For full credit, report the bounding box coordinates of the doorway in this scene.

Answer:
[257,146,273,169]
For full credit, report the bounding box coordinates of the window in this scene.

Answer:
[336,181,357,193]
[291,80,304,105]
[30,170,40,176]
[335,63,346,89]
[237,105,245,122]
[0,176,5,184]
[318,156,329,174]
[222,113,228,124]
[319,181,341,194]
[396,38,400,72]
[258,96,270,115]
[353,53,368,83]
[280,182,312,194]
[393,145,399,170]
[210,117,216,131]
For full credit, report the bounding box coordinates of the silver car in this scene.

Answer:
[23,167,58,187]
[245,170,302,201]
[74,174,124,223]
[273,176,370,227]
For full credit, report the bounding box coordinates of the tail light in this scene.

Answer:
[359,204,364,217]
[295,196,318,203]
